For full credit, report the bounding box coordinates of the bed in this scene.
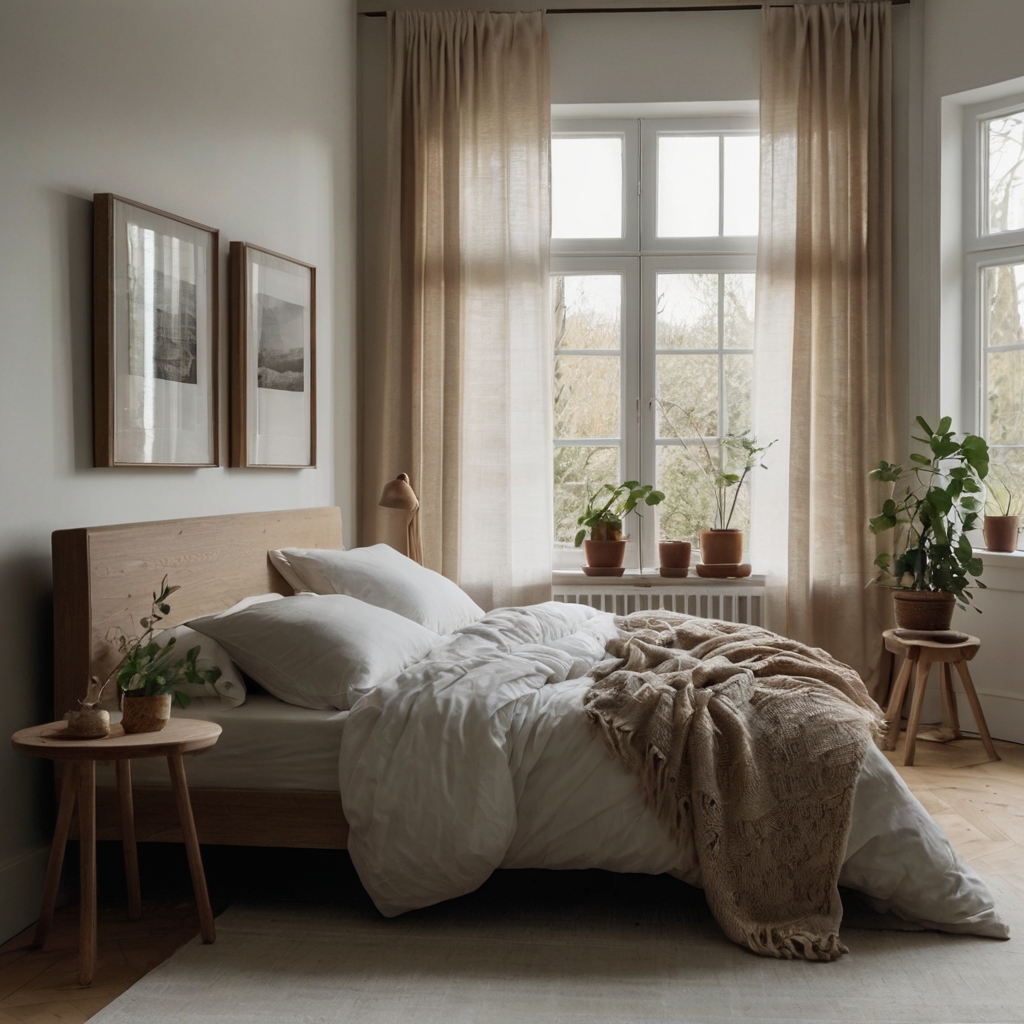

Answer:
[52,506,1009,959]
[52,506,350,848]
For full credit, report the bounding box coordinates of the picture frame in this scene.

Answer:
[229,242,316,468]
[93,194,219,467]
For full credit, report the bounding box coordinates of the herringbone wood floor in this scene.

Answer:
[1,732,1022,1023]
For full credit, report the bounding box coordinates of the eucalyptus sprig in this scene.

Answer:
[869,415,988,610]
[106,577,221,708]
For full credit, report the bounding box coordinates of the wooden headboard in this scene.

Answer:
[51,506,343,719]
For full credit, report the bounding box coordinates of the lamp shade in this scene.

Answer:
[379,472,419,511]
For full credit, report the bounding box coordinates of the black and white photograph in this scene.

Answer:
[230,241,316,468]
[93,194,219,467]
[257,294,305,392]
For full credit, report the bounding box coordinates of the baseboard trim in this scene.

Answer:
[918,686,1024,745]
[0,844,48,945]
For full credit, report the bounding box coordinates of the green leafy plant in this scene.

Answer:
[574,481,665,547]
[106,577,221,708]
[659,401,776,531]
[868,416,989,609]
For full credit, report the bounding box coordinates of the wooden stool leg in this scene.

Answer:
[78,762,97,987]
[903,654,932,767]
[167,755,215,943]
[940,662,962,739]
[954,659,1001,762]
[116,761,141,921]
[884,656,914,751]
[31,764,79,950]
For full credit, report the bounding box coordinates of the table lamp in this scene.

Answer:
[378,472,422,564]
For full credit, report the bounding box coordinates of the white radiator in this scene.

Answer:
[553,579,765,627]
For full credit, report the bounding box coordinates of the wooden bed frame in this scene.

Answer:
[52,506,350,849]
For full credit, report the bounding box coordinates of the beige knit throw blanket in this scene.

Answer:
[584,612,884,962]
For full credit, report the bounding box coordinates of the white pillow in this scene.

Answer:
[155,625,247,708]
[269,544,485,634]
[187,593,442,711]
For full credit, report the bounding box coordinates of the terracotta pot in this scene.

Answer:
[983,515,1020,553]
[699,529,743,565]
[584,539,627,569]
[659,541,692,578]
[892,590,956,631]
[121,693,172,734]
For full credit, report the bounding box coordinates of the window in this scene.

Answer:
[551,116,758,568]
[965,100,1024,518]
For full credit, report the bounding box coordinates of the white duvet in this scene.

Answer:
[339,603,1008,939]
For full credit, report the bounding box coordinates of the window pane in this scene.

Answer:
[553,275,621,351]
[554,355,620,439]
[986,348,1024,447]
[984,263,1024,349]
[657,135,719,237]
[554,445,620,545]
[552,137,623,239]
[724,353,752,434]
[656,273,718,350]
[657,354,718,438]
[723,273,755,349]
[723,135,759,236]
[986,112,1024,235]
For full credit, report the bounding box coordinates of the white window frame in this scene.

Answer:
[962,93,1024,497]
[552,115,758,570]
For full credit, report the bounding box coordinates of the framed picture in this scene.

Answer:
[229,242,316,468]
[93,194,219,467]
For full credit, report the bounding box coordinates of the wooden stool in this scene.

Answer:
[11,718,221,986]
[882,630,999,766]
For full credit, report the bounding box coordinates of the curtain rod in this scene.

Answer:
[361,1,907,15]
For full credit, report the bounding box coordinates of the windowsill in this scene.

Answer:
[553,569,766,588]
[979,548,1024,569]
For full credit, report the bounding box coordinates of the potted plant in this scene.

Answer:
[658,402,775,567]
[983,472,1022,553]
[869,416,988,630]
[106,577,221,734]
[574,480,664,571]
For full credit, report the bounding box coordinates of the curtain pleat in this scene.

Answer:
[361,11,552,609]
[754,1,897,696]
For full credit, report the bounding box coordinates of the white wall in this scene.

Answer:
[0,0,356,942]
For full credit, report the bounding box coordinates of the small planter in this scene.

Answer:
[983,515,1020,553]
[892,590,956,631]
[583,539,627,569]
[699,529,743,565]
[121,694,172,734]
[64,706,110,739]
[659,541,692,578]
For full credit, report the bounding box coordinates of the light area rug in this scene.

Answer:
[90,873,1022,1024]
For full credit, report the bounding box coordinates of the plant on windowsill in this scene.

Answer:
[983,471,1023,553]
[869,416,989,630]
[103,577,222,734]
[658,401,775,573]
[574,481,664,575]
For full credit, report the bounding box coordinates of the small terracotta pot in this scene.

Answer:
[121,694,172,734]
[892,590,956,631]
[584,539,627,569]
[659,541,692,578]
[699,529,743,565]
[983,515,1020,553]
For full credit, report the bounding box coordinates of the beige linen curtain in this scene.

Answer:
[753,1,897,695]
[361,11,553,609]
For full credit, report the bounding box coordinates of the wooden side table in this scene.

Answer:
[881,630,1000,767]
[11,718,222,986]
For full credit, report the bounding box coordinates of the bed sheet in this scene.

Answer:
[98,694,348,791]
